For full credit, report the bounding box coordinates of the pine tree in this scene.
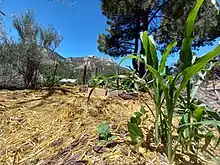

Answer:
[98,0,220,76]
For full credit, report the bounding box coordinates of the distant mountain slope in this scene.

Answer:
[41,51,128,83]
[0,48,128,88]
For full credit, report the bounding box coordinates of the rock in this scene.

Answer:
[118,93,138,100]
[93,145,107,153]
[0,149,6,158]
[79,85,88,92]
[106,89,124,97]
[88,88,107,97]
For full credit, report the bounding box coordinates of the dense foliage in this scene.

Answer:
[0,10,62,88]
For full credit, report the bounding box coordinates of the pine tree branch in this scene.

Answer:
[148,0,172,25]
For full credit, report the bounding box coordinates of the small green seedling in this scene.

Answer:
[128,106,148,144]
[97,122,116,141]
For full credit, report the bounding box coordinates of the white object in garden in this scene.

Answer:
[60,79,77,84]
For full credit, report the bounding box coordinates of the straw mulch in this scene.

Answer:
[0,86,167,165]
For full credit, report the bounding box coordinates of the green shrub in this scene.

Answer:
[43,74,61,87]
[88,74,107,87]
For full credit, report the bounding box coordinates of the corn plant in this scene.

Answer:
[118,0,220,164]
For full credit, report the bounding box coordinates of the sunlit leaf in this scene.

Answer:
[127,121,144,143]
[181,0,205,70]
[159,41,177,73]
[194,107,204,121]
[136,116,142,125]
[179,120,220,128]
[134,112,143,117]
[175,45,220,104]
[119,55,143,66]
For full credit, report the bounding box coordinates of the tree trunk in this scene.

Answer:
[138,42,146,78]
[132,15,140,74]
[51,61,58,87]
[82,65,87,85]
[95,67,98,76]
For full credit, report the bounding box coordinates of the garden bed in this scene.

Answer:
[0,86,163,165]
[0,86,219,164]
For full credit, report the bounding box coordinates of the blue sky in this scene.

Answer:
[1,0,219,67]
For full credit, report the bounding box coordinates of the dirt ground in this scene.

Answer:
[0,86,163,165]
[0,86,219,165]
[196,81,220,113]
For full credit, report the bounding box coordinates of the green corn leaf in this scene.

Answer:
[146,64,171,106]
[141,31,150,65]
[141,31,148,52]
[181,0,205,70]
[179,120,220,128]
[185,0,205,37]
[206,108,220,121]
[159,41,177,73]
[181,39,193,67]
[149,36,158,69]
[119,55,144,67]
[141,31,159,69]
[174,45,220,104]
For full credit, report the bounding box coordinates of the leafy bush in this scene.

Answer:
[43,74,61,87]
[88,74,107,87]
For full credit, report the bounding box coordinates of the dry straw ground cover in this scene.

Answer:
[0,86,166,165]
